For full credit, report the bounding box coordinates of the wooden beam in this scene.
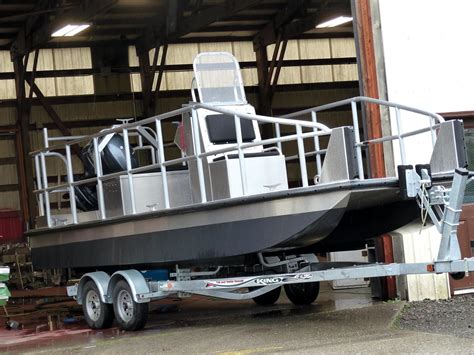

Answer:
[136,0,263,54]
[268,39,288,103]
[153,44,168,107]
[24,76,83,159]
[0,184,19,192]
[138,50,154,118]
[354,0,385,178]
[0,81,360,108]
[0,57,357,80]
[13,56,35,227]
[0,31,353,51]
[0,125,17,133]
[28,48,39,100]
[354,0,394,301]
[253,0,310,50]
[255,46,269,115]
[0,157,16,165]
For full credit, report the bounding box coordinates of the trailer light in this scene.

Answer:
[52,24,90,37]
[316,16,353,28]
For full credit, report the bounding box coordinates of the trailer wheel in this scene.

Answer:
[82,281,114,329]
[284,282,320,305]
[450,272,465,280]
[112,280,148,331]
[253,286,281,306]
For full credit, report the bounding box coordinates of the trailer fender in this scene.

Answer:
[76,271,111,305]
[107,270,151,303]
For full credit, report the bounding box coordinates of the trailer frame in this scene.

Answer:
[66,167,474,330]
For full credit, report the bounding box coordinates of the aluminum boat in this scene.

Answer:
[27,52,467,270]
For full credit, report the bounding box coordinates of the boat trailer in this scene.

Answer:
[67,167,474,330]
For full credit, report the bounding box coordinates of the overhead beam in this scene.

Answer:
[135,0,263,54]
[94,23,266,36]
[0,57,356,80]
[10,0,118,58]
[153,44,168,106]
[253,0,311,50]
[0,22,24,28]
[254,5,351,49]
[0,81,360,108]
[0,184,19,192]
[0,31,353,51]
[0,157,17,165]
[25,76,83,159]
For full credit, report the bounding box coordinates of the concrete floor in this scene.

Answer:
[2,283,473,354]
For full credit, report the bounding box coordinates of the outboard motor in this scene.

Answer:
[74,134,138,211]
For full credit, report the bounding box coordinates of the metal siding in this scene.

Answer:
[330,38,357,57]
[0,193,20,211]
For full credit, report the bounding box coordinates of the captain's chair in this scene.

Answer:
[178,52,288,201]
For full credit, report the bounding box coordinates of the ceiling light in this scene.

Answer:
[316,16,353,29]
[52,24,90,37]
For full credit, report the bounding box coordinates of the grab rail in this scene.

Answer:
[280,96,443,180]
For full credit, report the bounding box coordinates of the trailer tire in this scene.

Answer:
[450,272,465,280]
[284,282,320,305]
[253,286,281,306]
[82,281,114,329]
[112,280,148,331]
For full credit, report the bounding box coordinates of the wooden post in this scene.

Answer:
[138,50,154,118]
[153,44,168,107]
[14,130,29,230]
[13,57,35,229]
[354,0,396,299]
[354,0,385,178]
[255,46,275,139]
[255,46,271,116]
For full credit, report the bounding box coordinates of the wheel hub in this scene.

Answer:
[86,290,101,322]
[117,289,134,322]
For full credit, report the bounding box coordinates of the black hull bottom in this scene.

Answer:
[298,200,419,254]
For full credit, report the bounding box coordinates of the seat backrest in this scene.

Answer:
[205,114,256,144]
[193,52,246,105]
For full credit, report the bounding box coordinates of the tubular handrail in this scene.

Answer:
[280,96,445,124]
[30,104,331,156]
[30,95,444,229]
[32,130,332,195]
[29,106,192,156]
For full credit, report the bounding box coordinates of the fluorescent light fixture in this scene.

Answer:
[52,24,90,37]
[316,16,353,28]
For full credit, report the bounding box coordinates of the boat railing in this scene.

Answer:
[281,96,445,180]
[30,102,333,228]
[30,96,444,229]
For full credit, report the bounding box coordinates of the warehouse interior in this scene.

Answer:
[1,0,472,350]
[0,0,360,225]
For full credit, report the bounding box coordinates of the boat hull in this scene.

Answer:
[28,178,431,269]
[30,188,351,269]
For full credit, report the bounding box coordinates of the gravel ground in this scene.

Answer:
[397,294,474,339]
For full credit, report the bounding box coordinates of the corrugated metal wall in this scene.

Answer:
[0,38,358,210]
[128,38,357,91]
